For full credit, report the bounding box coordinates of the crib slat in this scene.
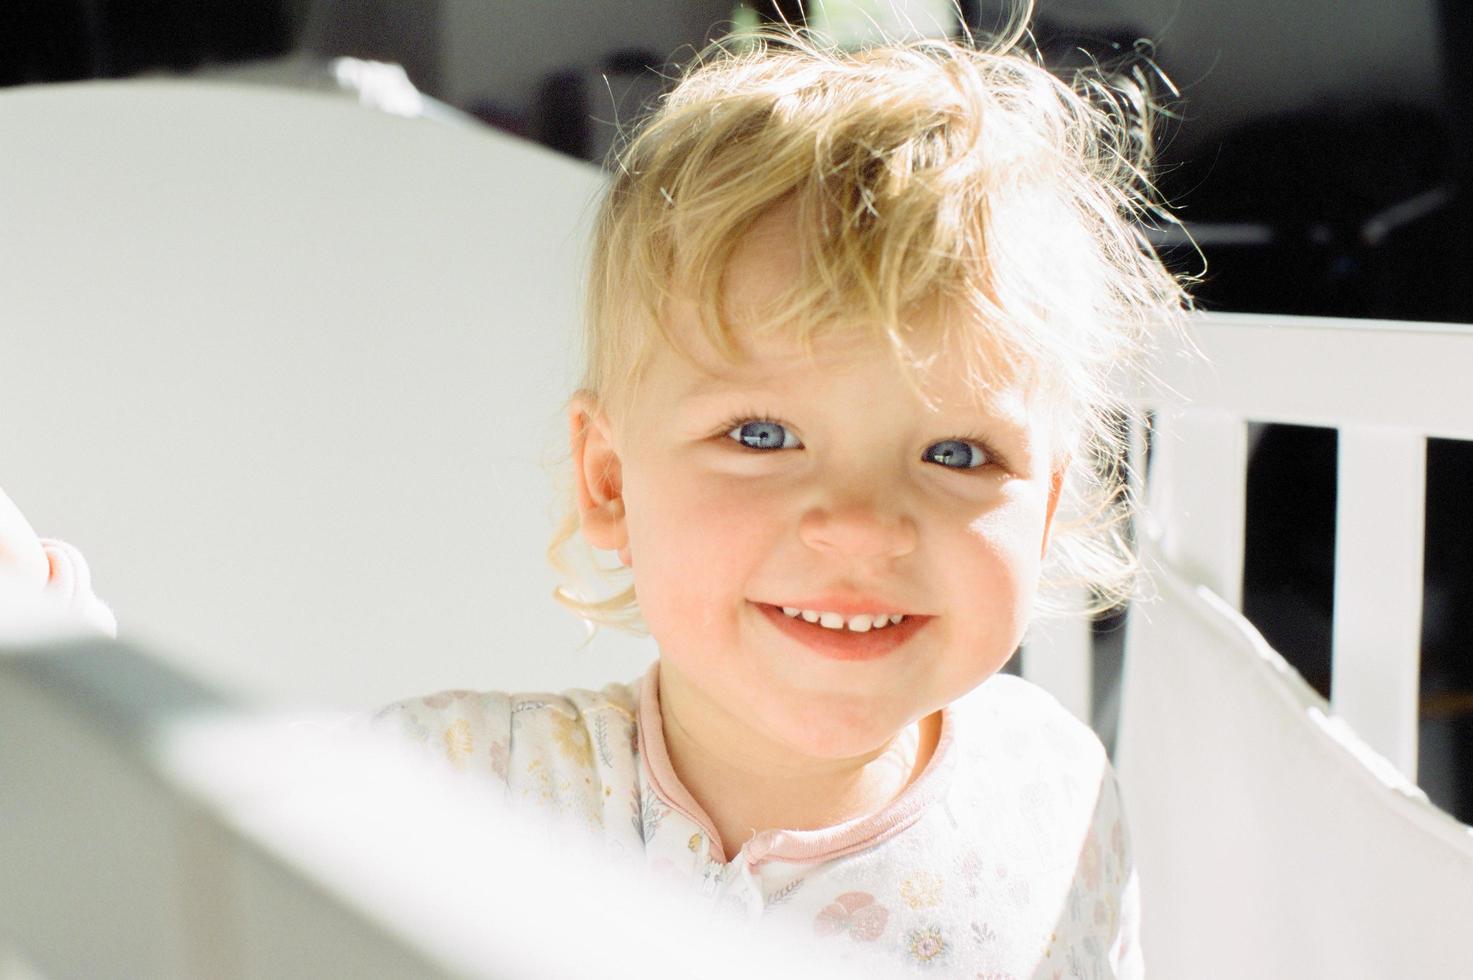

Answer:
[1147,410,1248,609]
[1151,313,1473,441]
[1330,427,1425,782]
[1022,589,1093,726]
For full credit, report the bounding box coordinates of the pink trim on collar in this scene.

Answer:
[635,661,728,864]
[636,660,957,868]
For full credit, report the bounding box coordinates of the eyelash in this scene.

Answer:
[716,411,1005,471]
[713,411,799,454]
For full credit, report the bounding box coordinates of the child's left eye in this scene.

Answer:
[924,439,989,469]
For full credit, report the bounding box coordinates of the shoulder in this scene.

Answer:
[948,672,1124,842]
[949,674,1140,971]
[361,677,645,844]
[366,678,640,775]
[952,671,1109,769]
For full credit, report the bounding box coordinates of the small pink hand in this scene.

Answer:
[0,484,116,637]
[0,484,52,599]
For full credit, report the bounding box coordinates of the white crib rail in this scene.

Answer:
[1149,311,1473,781]
[1070,310,1473,785]
[0,637,850,980]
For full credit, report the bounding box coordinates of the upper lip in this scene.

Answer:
[760,597,930,617]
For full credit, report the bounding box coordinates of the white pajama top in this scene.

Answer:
[370,660,1144,978]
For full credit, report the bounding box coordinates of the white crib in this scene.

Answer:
[2,78,1470,979]
[1025,312,1473,977]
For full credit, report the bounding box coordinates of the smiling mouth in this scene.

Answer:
[777,607,909,631]
[752,601,931,662]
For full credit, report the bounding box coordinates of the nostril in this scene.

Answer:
[797,506,919,559]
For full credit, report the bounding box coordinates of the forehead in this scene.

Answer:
[635,194,1042,427]
[652,323,1033,429]
[722,195,804,315]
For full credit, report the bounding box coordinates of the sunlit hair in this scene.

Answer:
[546,6,1197,638]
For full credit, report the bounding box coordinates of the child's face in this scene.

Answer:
[572,202,1066,761]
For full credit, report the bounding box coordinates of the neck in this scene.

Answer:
[653,661,940,862]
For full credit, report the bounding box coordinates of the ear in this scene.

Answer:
[1039,456,1069,560]
[568,391,632,566]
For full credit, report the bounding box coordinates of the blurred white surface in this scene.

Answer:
[0,636,849,980]
[0,79,656,710]
[1116,544,1473,979]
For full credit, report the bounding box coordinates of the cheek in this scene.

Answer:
[622,469,772,612]
[956,495,1050,607]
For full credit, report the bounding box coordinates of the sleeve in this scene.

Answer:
[359,688,517,789]
[1105,761,1145,979]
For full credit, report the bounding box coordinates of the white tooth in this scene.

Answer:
[870,613,888,629]
[801,610,820,623]
[782,606,800,618]
[846,614,873,632]
[889,614,905,625]
[818,611,845,629]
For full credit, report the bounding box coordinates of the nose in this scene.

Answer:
[798,493,919,561]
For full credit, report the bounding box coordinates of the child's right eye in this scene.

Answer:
[724,418,802,450]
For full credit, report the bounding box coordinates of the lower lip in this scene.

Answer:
[753,602,930,662]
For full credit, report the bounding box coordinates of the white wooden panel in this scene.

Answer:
[228,840,463,980]
[1145,312,1473,440]
[1,637,854,980]
[1331,428,1426,782]
[1116,541,1473,980]
[0,654,199,979]
[0,640,463,980]
[1144,410,1247,610]
[0,79,657,714]
[0,944,49,980]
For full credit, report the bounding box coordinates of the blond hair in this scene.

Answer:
[546,9,1195,638]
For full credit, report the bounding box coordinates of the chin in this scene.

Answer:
[765,698,912,761]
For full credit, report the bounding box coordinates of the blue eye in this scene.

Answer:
[726,419,801,450]
[925,439,988,469]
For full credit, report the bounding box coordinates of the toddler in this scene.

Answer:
[4,12,1191,978]
[371,15,1189,977]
